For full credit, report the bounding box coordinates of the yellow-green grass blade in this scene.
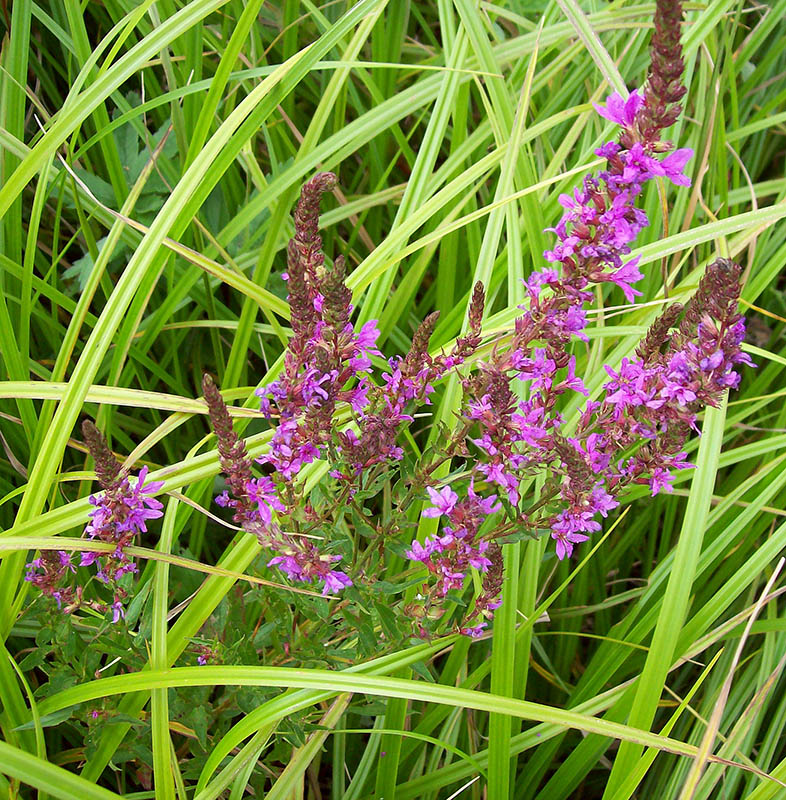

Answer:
[605,400,727,793]
[27,663,784,789]
[0,740,123,799]
[556,0,627,96]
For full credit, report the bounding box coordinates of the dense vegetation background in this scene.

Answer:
[1,0,785,797]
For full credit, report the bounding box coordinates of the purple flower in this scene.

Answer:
[479,462,520,505]
[659,148,693,186]
[245,476,286,527]
[467,540,493,571]
[460,623,487,638]
[301,368,335,406]
[574,434,611,472]
[604,358,655,410]
[553,509,602,535]
[467,394,493,419]
[267,555,307,582]
[564,306,589,341]
[135,465,164,494]
[467,481,502,516]
[114,561,138,579]
[593,90,645,128]
[552,529,590,561]
[87,467,163,538]
[602,257,644,303]
[524,269,560,292]
[620,143,662,184]
[78,465,164,593]
[111,599,125,624]
[472,433,498,456]
[649,467,675,495]
[322,570,353,595]
[699,351,724,372]
[518,349,557,390]
[647,452,694,495]
[422,485,459,518]
[355,320,382,355]
[588,484,619,517]
[346,380,370,411]
[560,356,588,396]
[437,566,465,595]
[595,141,621,160]
[406,539,432,563]
[512,402,549,448]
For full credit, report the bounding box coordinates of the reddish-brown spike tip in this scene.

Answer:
[82,419,122,489]
[638,0,687,139]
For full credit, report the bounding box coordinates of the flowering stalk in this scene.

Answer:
[80,421,164,621]
[404,0,750,635]
[206,174,485,601]
[406,88,696,632]
[203,372,353,596]
[26,421,164,622]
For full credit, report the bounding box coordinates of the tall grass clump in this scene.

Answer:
[1,0,786,798]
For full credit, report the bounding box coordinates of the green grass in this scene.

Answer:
[1,1,786,797]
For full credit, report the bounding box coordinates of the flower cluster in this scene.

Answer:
[24,550,77,610]
[406,85,697,625]
[256,179,385,474]
[205,175,484,600]
[404,0,750,631]
[200,177,366,597]
[204,371,353,597]
[570,258,753,501]
[25,422,163,622]
[80,421,163,620]
[405,483,502,637]
[82,466,163,577]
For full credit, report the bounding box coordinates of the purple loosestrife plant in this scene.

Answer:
[401,0,751,635]
[206,173,751,639]
[25,422,164,621]
[203,176,485,602]
[199,0,751,640]
[80,421,164,620]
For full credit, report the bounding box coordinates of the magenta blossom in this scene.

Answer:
[593,90,645,128]
[111,599,125,624]
[600,256,645,303]
[422,485,459,518]
[552,529,590,561]
[658,148,693,186]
